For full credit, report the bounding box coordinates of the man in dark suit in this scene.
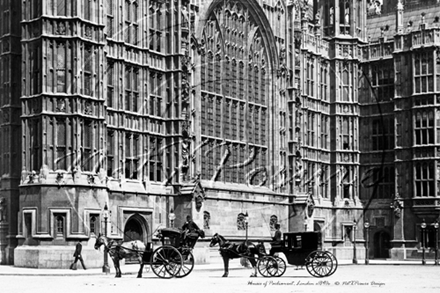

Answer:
[70,241,87,270]
[182,215,200,248]
[269,224,283,256]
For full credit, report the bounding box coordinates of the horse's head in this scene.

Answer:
[209,233,220,247]
[94,233,106,250]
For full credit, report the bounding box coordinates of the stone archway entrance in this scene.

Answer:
[124,215,148,263]
[373,230,390,259]
[124,218,143,242]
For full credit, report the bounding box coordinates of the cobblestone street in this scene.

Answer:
[1,264,439,293]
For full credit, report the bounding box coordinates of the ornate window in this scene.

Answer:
[84,46,93,96]
[306,113,315,147]
[415,162,435,197]
[56,43,66,93]
[320,164,329,198]
[341,65,350,101]
[56,118,67,170]
[57,0,67,16]
[321,115,328,149]
[107,62,114,108]
[342,117,350,150]
[149,1,163,51]
[125,67,139,112]
[84,0,91,20]
[199,1,271,185]
[414,111,434,145]
[320,63,328,101]
[149,137,163,182]
[372,63,394,101]
[372,117,394,150]
[82,120,93,171]
[125,134,139,179]
[414,52,434,94]
[55,214,65,238]
[375,166,394,199]
[107,131,115,177]
[90,215,99,235]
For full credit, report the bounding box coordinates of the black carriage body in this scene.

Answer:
[281,232,322,266]
[158,228,185,247]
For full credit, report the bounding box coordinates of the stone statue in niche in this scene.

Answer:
[0,197,6,222]
[39,165,50,183]
[390,194,403,218]
[329,7,334,25]
[367,0,382,16]
[21,168,28,185]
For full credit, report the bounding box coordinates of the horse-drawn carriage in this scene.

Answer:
[94,227,204,279]
[257,231,338,278]
[209,231,337,278]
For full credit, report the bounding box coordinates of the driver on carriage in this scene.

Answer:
[182,215,200,248]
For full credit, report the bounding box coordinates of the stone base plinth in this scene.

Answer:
[14,245,105,269]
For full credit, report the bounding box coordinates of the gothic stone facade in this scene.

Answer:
[0,0,439,267]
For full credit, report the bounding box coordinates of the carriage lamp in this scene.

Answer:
[364,221,370,265]
[352,219,358,264]
[102,203,110,274]
[433,221,439,266]
[421,219,427,265]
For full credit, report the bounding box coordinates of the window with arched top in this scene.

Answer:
[203,211,211,230]
[199,1,272,185]
[55,214,65,238]
[90,214,100,235]
[237,213,246,230]
[269,215,278,231]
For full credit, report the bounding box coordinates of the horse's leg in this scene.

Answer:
[249,258,257,277]
[221,254,229,277]
[113,258,121,278]
[137,256,144,278]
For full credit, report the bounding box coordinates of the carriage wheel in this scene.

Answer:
[270,256,286,277]
[257,256,286,277]
[174,250,195,278]
[324,251,338,277]
[151,246,183,278]
[257,256,273,277]
[305,250,333,278]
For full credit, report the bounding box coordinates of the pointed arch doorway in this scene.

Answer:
[124,215,148,263]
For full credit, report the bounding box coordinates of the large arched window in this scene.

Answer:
[199,1,272,185]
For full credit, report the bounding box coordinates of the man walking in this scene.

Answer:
[70,240,87,270]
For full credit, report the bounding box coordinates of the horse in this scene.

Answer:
[209,233,266,277]
[94,233,150,278]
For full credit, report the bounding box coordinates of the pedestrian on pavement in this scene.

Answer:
[70,240,87,270]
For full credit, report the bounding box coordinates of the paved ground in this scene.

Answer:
[0,260,439,293]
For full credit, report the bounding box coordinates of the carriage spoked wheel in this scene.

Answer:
[174,250,195,278]
[324,251,338,277]
[305,250,334,278]
[257,256,286,277]
[151,245,183,278]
